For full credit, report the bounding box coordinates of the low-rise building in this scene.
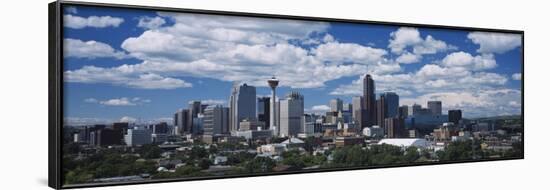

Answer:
[214,156,228,165]
[334,136,364,147]
[377,138,430,149]
[258,144,286,155]
[281,137,305,149]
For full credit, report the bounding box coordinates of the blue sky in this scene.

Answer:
[62,5,522,125]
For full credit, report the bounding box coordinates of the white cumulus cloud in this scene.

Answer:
[64,14,124,29]
[120,116,137,123]
[138,16,166,29]
[396,51,422,64]
[468,32,522,54]
[64,38,128,59]
[307,105,331,114]
[441,51,497,71]
[388,27,456,55]
[86,97,152,106]
[65,65,192,89]
[66,11,402,89]
[512,73,522,80]
[201,99,227,105]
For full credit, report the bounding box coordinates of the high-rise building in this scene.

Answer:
[340,111,352,124]
[187,101,202,134]
[192,113,204,134]
[411,104,422,116]
[279,92,304,137]
[124,127,152,146]
[203,105,229,137]
[330,98,343,112]
[376,97,386,128]
[343,103,352,112]
[428,101,442,115]
[113,122,129,136]
[174,109,189,135]
[275,100,280,131]
[363,74,376,127]
[352,96,367,129]
[150,122,168,134]
[448,109,462,125]
[229,83,257,132]
[200,104,208,115]
[88,125,123,146]
[257,97,270,130]
[325,111,339,124]
[268,77,279,136]
[384,117,405,138]
[302,114,320,136]
[398,105,409,118]
[382,92,399,118]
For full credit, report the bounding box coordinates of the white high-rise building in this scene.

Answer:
[125,127,152,146]
[203,105,229,136]
[279,92,304,137]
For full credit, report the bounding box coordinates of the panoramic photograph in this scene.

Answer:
[61,5,523,186]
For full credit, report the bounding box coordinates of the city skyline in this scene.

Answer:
[57,4,524,186]
[62,5,522,125]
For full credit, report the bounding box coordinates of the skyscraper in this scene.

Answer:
[363,74,376,127]
[398,105,409,118]
[229,83,257,132]
[448,109,462,125]
[113,122,129,135]
[384,117,405,138]
[124,127,152,146]
[382,92,399,118]
[376,92,399,128]
[257,97,270,130]
[352,96,367,128]
[203,105,229,137]
[192,113,204,134]
[412,103,422,116]
[343,103,352,112]
[268,77,279,136]
[376,96,386,128]
[428,101,442,115]
[279,91,304,137]
[188,101,202,134]
[174,109,189,135]
[330,98,343,112]
[150,122,168,134]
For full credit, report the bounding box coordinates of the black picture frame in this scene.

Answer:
[49,1,524,189]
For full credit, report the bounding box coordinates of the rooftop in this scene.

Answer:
[377,138,429,148]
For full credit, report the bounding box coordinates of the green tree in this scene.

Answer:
[175,165,202,176]
[403,146,420,163]
[139,145,162,159]
[227,152,256,165]
[437,140,481,161]
[199,158,211,169]
[189,146,209,159]
[245,157,275,173]
[331,145,367,167]
[282,155,306,170]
